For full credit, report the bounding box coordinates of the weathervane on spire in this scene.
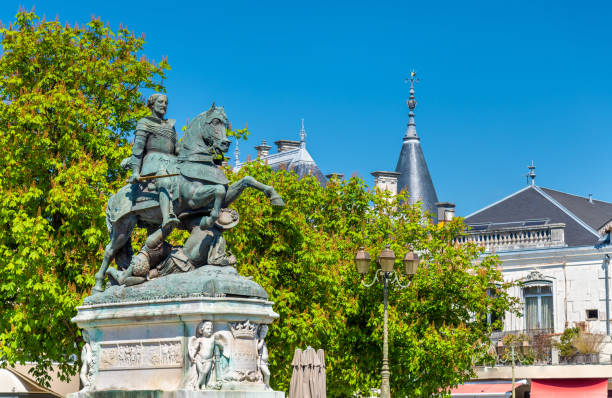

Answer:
[526,161,536,186]
[404,70,419,139]
[405,71,419,110]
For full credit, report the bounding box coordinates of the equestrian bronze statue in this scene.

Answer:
[92,98,284,293]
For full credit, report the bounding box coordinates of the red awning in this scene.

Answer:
[450,381,524,396]
[531,378,608,398]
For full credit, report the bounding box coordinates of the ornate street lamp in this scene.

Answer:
[355,244,419,398]
[495,339,530,398]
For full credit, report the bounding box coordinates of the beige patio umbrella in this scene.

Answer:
[290,347,326,398]
[289,348,304,398]
[315,349,326,398]
[302,348,315,398]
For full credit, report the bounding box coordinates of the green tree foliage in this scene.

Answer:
[228,162,518,397]
[0,10,168,385]
[0,10,516,395]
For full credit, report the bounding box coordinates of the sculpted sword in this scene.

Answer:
[136,173,179,182]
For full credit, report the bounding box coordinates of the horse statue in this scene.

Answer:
[92,104,284,293]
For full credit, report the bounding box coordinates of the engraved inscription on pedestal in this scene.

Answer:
[99,338,182,370]
[222,320,262,383]
[232,338,258,371]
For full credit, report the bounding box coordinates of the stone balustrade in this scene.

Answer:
[484,329,612,368]
[456,223,566,252]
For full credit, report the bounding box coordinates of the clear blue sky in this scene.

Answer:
[2,0,612,215]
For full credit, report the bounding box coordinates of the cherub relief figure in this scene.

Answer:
[188,320,224,390]
[79,330,96,391]
[257,324,271,390]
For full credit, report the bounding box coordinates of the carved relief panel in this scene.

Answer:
[98,338,182,370]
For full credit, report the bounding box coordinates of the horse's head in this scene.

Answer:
[186,103,231,159]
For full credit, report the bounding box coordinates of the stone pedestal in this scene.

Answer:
[69,266,284,398]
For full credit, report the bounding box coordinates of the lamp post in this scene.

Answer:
[354,245,419,398]
[496,338,530,398]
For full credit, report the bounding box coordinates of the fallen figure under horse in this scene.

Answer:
[92,104,284,293]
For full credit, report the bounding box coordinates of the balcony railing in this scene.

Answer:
[456,222,566,252]
[486,329,612,366]
[490,329,554,365]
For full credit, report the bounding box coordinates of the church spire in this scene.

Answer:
[405,71,418,139]
[395,72,439,215]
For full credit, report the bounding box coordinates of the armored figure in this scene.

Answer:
[128,93,179,231]
[105,208,239,287]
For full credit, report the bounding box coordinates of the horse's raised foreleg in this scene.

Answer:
[192,184,226,228]
[92,215,136,293]
[223,176,285,207]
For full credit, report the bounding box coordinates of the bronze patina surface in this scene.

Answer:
[92,98,285,296]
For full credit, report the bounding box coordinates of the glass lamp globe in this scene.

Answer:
[354,247,371,275]
[378,245,396,273]
[403,251,419,277]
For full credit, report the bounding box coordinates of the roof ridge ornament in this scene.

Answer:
[404,71,419,139]
[234,137,240,167]
[300,118,306,148]
[526,161,536,186]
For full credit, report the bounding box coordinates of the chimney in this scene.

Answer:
[371,171,401,195]
[325,173,345,180]
[589,194,593,204]
[436,202,456,223]
[274,139,301,153]
[254,139,271,158]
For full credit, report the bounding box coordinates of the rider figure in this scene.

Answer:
[129,93,179,231]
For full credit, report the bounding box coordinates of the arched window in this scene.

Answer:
[523,281,553,330]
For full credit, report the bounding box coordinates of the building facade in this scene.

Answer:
[454,175,612,397]
[463,181,612,335]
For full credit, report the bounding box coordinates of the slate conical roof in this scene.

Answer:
[395,75,438,215]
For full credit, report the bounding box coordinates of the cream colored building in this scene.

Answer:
[0,364,79,398]
[453,180,612,397]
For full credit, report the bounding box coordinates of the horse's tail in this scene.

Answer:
[105,201,113,232]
